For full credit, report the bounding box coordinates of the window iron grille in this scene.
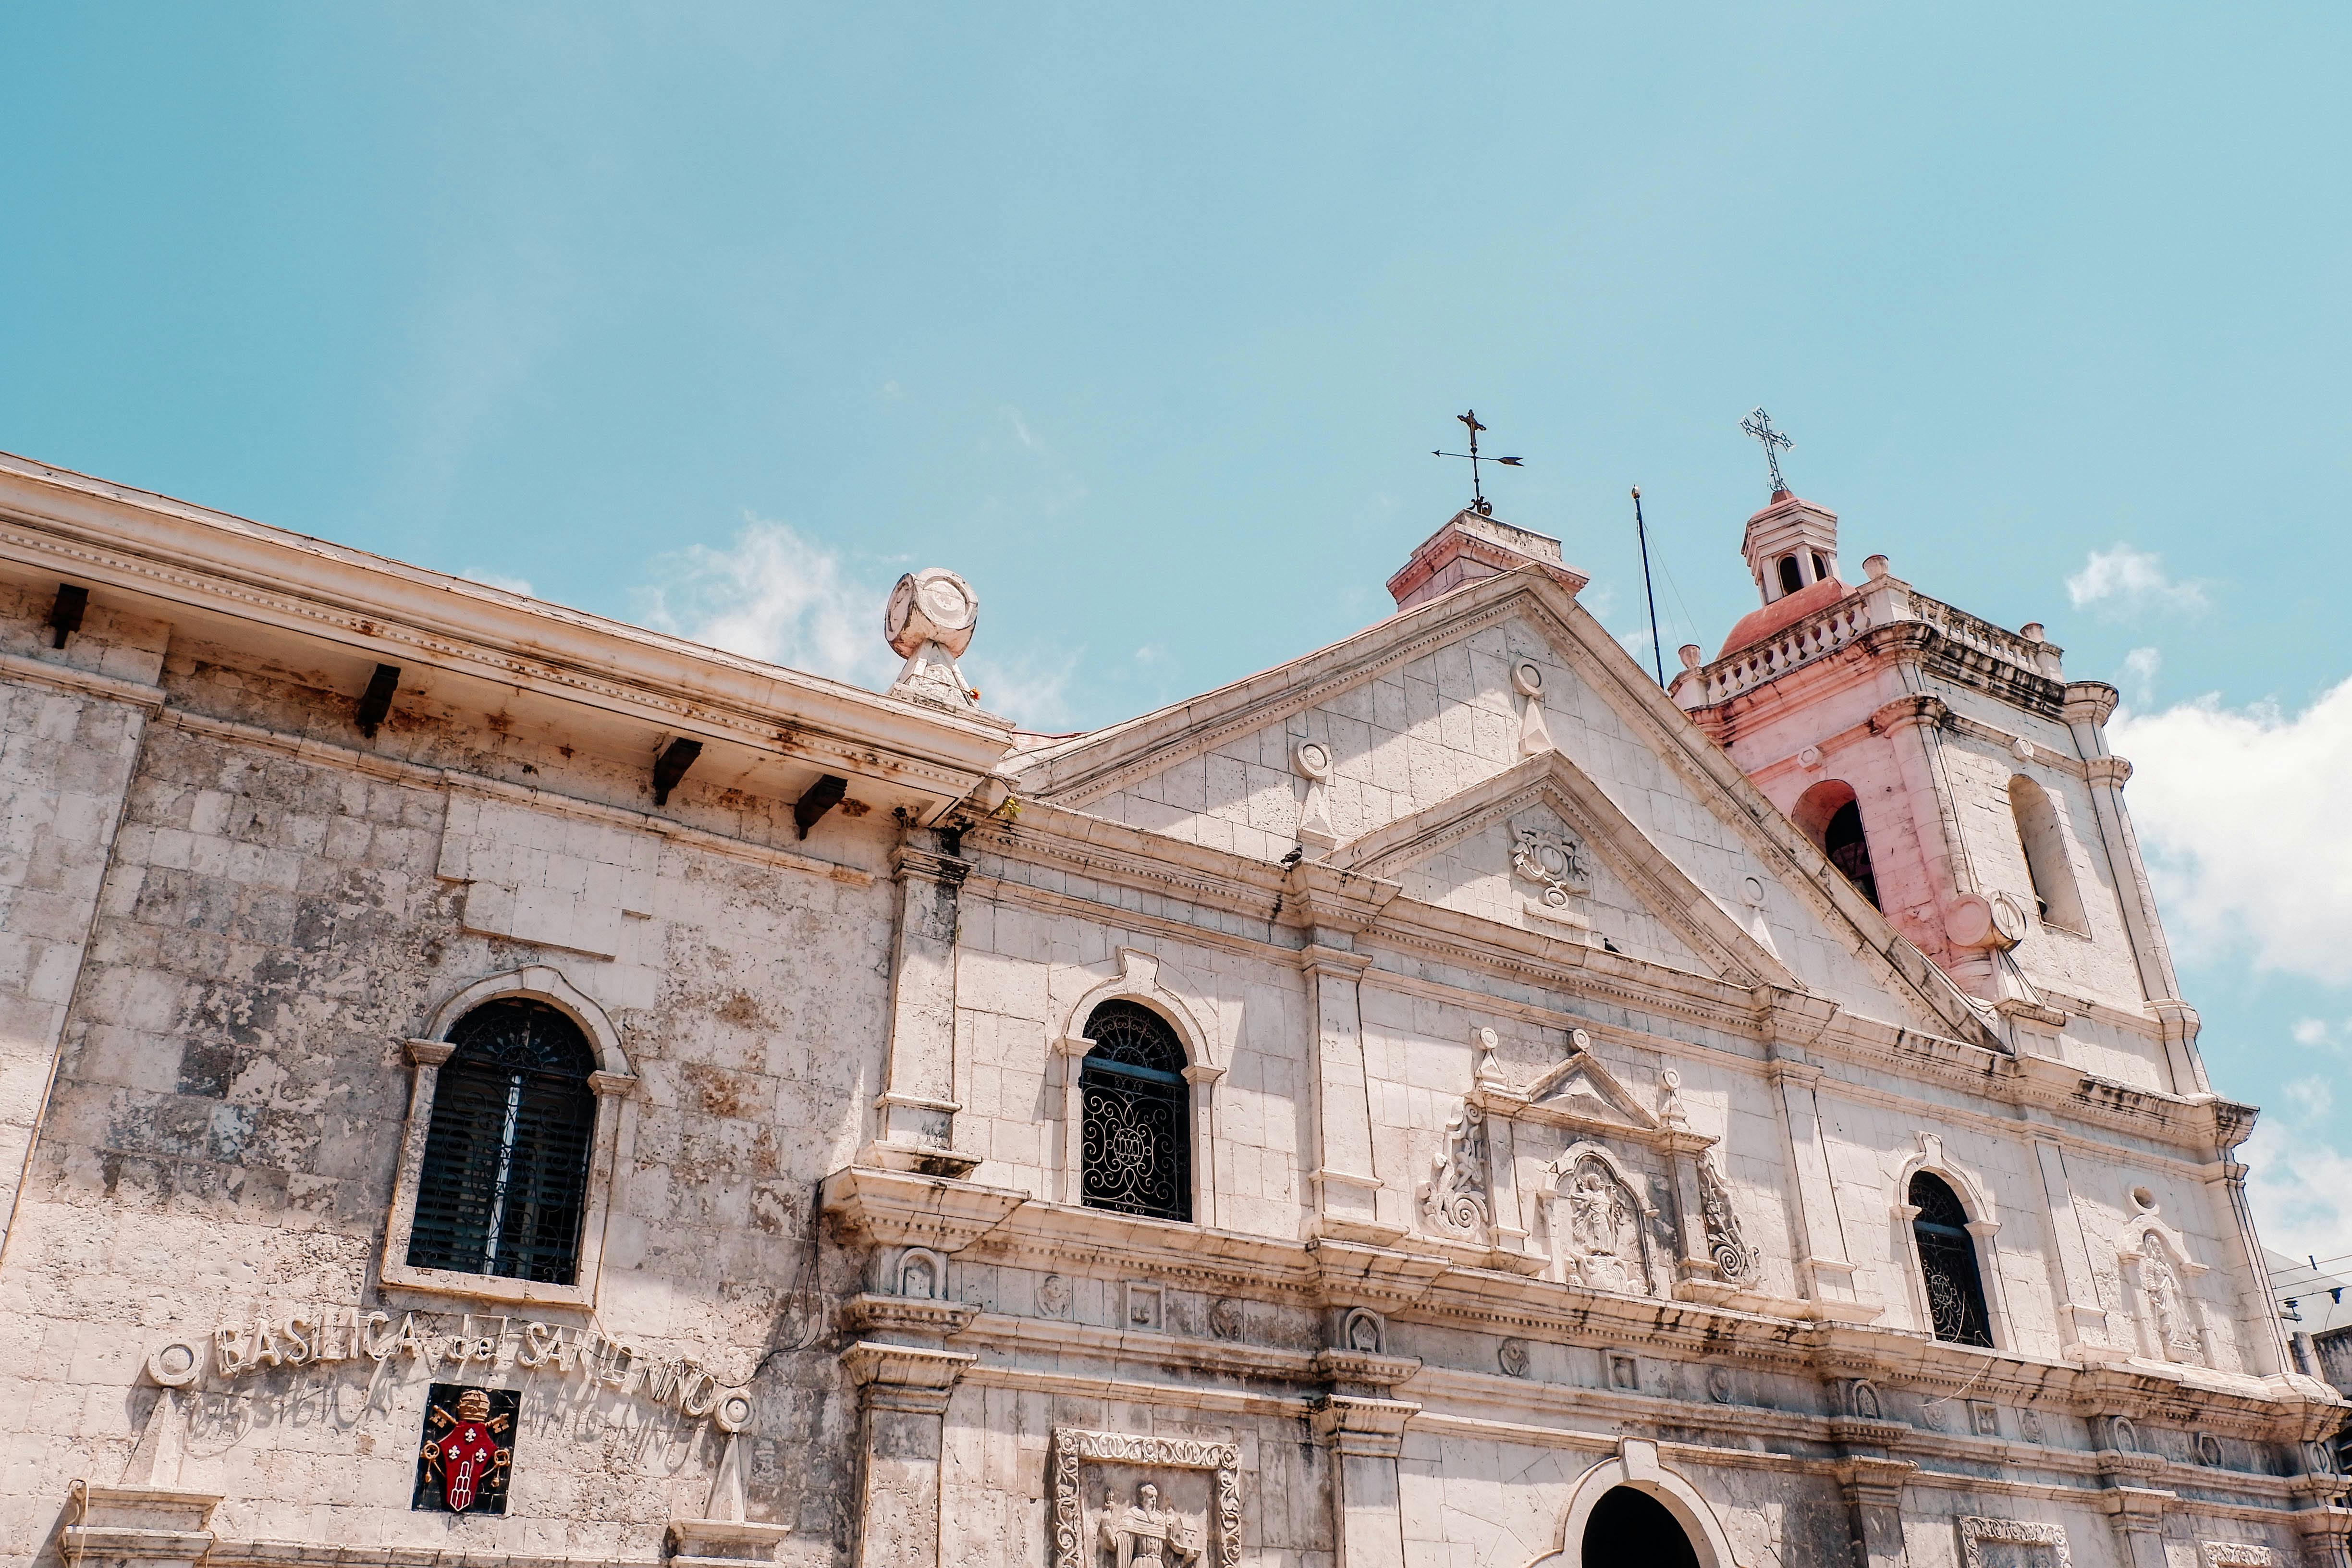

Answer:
[407,1000,598,1285]
[1078,1001,1191,1223]
[1911,1172,1993,1347]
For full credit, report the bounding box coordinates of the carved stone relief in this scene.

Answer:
[1420,1100,1491,1240]
[2200,1544,2280,1567]
[1511,826,1589,908]
[1051,1429,1242,1568]
[1039,1274,1071,1318]
[1547,1147,1658,1296]
[1497,1338,1530,1378]
[1957,1517,2071,1568]
[1696,1154,1759,1286]
[1207,1298,1244,1340]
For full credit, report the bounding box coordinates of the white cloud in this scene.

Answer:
[637,516,1077,728]
[2117,646,2160,706]
[461,568,536,598]
[639,517,897,689]
[2246,1112,2352,1263]
[2111,677,2352,983]
[2066,543,2207,616]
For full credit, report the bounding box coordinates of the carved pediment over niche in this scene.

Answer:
[1051,1429,1241,1568]
[1443,1030,1766,1302]
[1478,1029,1665,1141]
[1957,1517,2070,1568]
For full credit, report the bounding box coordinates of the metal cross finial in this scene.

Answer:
[1432,409,1524,516]
[1740,407,1794,496]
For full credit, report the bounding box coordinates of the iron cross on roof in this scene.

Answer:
[1433,409,1523,516]
[1740,407,1794,497]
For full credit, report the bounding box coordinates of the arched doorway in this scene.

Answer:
[1581,1486,1701,1568]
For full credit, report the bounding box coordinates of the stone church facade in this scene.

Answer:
[0,447,2340,1568]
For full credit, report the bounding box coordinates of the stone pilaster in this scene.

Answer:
[843,1339,975,1568]
[2025,1125,2117,1360]
[1301,940,1398,1245]
[2295,1504,2352,1568]
[866,833,980,1176]
[1766,1056,1874,1320]
[1830,1452,1915,1568]
[1311,1347,1420,1568]
[2096,1486,2172,1568]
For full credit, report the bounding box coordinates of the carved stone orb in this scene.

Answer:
[885,568,980,659]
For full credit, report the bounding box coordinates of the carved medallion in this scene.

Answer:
[1497,1338,1531,1378]
[1510,827,1589,908]
[1038,1274,1071,1318]
[1208,1298,1244,1341]
[414,1384,516,1514]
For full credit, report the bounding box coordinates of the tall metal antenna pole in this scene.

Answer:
[1631,486,1666,687]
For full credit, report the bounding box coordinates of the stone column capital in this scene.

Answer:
[841,1341,974,1414]
[1311,1394,1420,1458]
[2085,755,2134,788]
[890,844,972,886]
[1868,693,1949,736]
[403,1038,455,1067]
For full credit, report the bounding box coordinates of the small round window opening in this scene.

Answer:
[1078,1000,1192,1224]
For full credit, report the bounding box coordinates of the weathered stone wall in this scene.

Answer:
[0,614,899,1564]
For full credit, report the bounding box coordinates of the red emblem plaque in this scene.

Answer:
[415,1385,516,1514]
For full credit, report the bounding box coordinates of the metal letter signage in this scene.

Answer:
[415,1384,518,1514]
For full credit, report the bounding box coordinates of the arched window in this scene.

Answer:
[1583,1487,1701,1568]
[1776,555,1803,596]
[1078,999,1191,1223]
[1910,1172,1993,1347]
[1811,551,1830,582]
[1793,780,1880,910]
[2007,775,2086,932]
[406,999,599,1284]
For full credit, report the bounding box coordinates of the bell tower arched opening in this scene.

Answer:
[1793,780,1881,910]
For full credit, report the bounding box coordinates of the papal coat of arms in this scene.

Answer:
[414,1384,517,1514]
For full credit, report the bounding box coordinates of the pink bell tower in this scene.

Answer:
[1671,460,2206,1097]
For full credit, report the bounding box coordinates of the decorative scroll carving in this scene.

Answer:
[1696,1154,1759,1286]
[1420,1102,1491,1238]
[1957,1517,2071,1568]
[1052,1429,1242,1568]
[2200,1544,2280,1567]
[1511,827,1589,908]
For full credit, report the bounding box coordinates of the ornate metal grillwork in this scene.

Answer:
[407,1000,598,1284]
[1911,1172,1993,1347]
[1079,1001,1190,1223]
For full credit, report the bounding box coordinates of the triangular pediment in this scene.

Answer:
[1336,750,1792,988]
[998,563,2001,1051]
[1519,1047,1663,1134]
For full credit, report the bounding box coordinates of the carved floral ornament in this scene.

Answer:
[1957,1517,2070,1568]
[1052,1428,1242,1568]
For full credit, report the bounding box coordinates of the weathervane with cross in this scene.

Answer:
[1433,410,1523,516]
[1739,407,1794,498]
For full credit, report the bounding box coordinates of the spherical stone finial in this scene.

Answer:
[885,568,979,660]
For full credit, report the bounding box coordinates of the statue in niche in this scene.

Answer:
[2142,1246,2200,1362]
[1096,1482,1201,1568]
[1564,1155,1649,1295]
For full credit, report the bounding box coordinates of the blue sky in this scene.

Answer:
[5,5,2348,1272]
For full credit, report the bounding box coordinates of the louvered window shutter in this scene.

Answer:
[406,999,599,1285]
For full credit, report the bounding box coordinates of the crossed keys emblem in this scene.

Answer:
[419,1386,514,1513]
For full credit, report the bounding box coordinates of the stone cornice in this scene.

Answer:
[843,1170,2340,1442]
[0,453,1013,816]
